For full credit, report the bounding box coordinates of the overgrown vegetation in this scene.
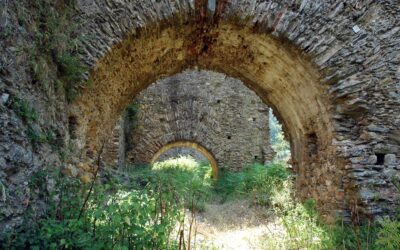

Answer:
[126,157,213,211]
[1,155,399,249]
[11,97,56,148]
[214,163,290,205]
[1,168,182,249]
[269,109,291,162]
[20,0,87,101]
[215,163,400,249]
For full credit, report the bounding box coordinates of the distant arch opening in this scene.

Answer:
[151,141,219,180]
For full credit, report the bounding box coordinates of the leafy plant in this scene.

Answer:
[375,218,400,250]
[56,53,87,101]
[214,163,290,205]
[3,155,399,249]
[12,98,38,123]
[127,156,213,211]
[269,108,291,162]
[24,0,87,101]
[1,166,184,249]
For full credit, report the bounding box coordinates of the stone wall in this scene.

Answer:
[0,1,72,232]
[102,116,125,167]
[0,0,399,230]
[66,0,400,221]
[124,70,274,170]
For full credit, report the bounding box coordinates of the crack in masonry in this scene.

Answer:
[188,0,229,64]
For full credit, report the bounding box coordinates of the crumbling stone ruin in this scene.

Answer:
[1,0,399,231]
[101,70,274,172]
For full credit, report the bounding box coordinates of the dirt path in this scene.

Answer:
[183,199,286,249]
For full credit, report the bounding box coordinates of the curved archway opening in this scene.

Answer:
[152,146,209,164]
[2,0,399,246]
[69,21,343,219]
[121,69,275,171]
[151,141,219,180]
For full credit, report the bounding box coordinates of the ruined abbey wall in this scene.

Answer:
[124,70,274,170]
[1,0,399,231]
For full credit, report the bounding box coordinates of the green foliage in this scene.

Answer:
[213,170,246,200]
[1,25,12,38]
[29,169,48,191]
[273,199,329,249]
[2,156,399,249]
[124,102,140,131]
[269,109,291,162]
[127,156,213,211]
[375,218,400,250]
[258,168,399,250]
[11,97,54,148]
[31,55,50,85]
[57,53,88,102]
[27,127,46,144]
[1,173,85,249]
[1,166,183,249]
[90,190,181,249]
[23,0,87,101]
[215,163,290,205]
[12,98,38,123]
[241,163,290,205]
[126,103,139,120]
[320,221,378,250]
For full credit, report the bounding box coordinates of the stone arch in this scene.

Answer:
[71,20,338,216]
[68,1,400,220]
[124,70,273,171]
[71,21,339,219]
[150,140,219,180]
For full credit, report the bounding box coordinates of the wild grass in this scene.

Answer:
[12,98,38,123]
[211,161,400,250]
[18,0,88,101]
[2,155,399,249]
[1,165,185,249]
[126,156,213,211]
[214,163,290,205]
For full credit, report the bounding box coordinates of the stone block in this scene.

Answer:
[384,154,397,165]
[367,155,377,165]
[1,93,9,105]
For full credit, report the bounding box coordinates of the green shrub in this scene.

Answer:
[214,163,290,205]
[24,0,87,101]
[1,166,184,249]
[31,55,50,85]
[4,156,399,249]
[12,98,38,123]
[128,156,213,211]
[11,97,53,148]
[56,53,87,101]
[375,218,400,250]
[213,169,246,200]
[242,163,290,205]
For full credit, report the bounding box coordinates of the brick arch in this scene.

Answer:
[124,70,273,171]
[150,140,219,180]
[70,21,338,218]
[68,0,400,221]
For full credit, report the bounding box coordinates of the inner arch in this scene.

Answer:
[151,141,219,180]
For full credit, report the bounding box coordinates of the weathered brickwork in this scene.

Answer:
[101,116,125,167]
[124,70,274,170]
[0,0,399,230]
[68,0,400,221]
